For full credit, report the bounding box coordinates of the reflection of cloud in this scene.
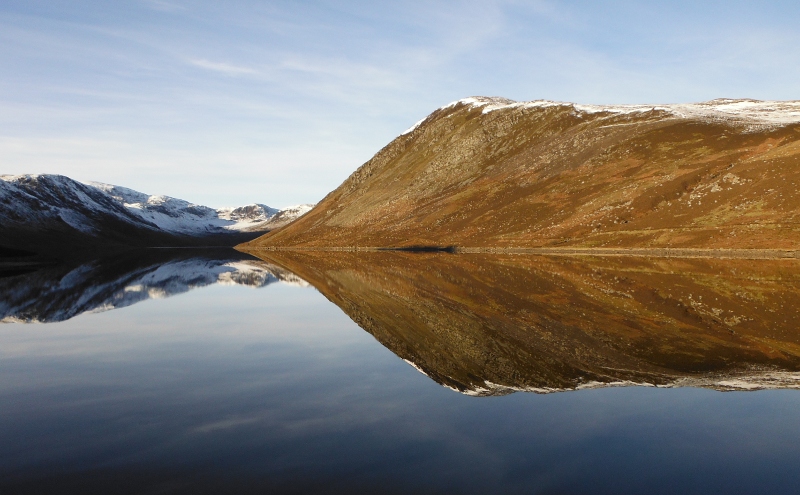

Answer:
[189,59,259,76]
[193,415,263,433]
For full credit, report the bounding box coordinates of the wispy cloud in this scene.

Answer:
[188,59,259,76]
[142,0,186,12]
[4,0,800,208]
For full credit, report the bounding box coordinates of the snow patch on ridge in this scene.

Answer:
[400,116,428,136]
[278,204,314,217]
[428,96,800,128]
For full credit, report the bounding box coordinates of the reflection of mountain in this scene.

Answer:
[250,250,800,395]
[0,250,307,323]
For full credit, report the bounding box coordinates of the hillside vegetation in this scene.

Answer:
[243,97,800,250]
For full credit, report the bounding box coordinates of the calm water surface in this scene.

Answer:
[2,250,800,494]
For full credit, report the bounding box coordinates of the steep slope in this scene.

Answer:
[243,97,800,250]
[252,250,800,395]
[0,174,313,256]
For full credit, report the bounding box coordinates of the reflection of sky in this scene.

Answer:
[2,283,800,494]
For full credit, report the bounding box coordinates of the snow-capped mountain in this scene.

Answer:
[1,174,154,234]
[0,250,309,323]
[0,174,314,255]
[88,181,311,234]
[251,203,315,230]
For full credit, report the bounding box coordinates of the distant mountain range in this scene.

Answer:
[243,97,800,251]
[0,174,313,257]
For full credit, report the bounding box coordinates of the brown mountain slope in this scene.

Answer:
[250,250,800,395]
[243,97,800,250]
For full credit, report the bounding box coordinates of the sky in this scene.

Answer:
[1,0,799,208]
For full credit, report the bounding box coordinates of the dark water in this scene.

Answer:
[3,249,800,494]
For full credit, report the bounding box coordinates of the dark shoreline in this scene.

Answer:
[237,245,800,260]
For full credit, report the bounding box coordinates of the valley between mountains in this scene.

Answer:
[5,97,800,257]
[241,97,800,253]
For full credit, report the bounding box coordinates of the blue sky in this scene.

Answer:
[1,0,799,207]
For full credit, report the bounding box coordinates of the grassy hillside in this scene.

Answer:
[243,98,800,250]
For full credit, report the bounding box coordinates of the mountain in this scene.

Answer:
[0,249,308,323]
[0,174,313,256]
[251,203,314,230]
[88,181,280,234]
[252,249,800,395]
[242,97,800,251]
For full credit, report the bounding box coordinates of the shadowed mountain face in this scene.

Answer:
[0,250,307,323]
[247,250,800,395]
[244,97,800,250]
[0,174,314,257]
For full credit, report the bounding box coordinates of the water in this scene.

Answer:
[2,249,800,494]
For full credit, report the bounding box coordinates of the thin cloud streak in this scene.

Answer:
[188,59,260,76]
[142,0,186,13]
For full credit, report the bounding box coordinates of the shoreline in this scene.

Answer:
[237,246,800,260]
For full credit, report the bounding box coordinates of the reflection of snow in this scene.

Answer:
[402,359,429,377]
[449,371,800,397]
[0,257,310,324]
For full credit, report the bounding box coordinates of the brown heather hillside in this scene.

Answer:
[242,97,800,250]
